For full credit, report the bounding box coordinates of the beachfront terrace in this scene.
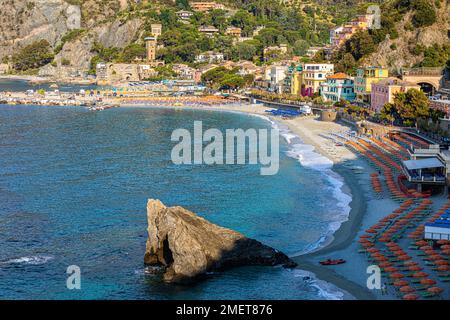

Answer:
[402,158,446,185]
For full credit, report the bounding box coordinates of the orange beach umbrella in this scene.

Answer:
[379,262,392,268]
[403,293,419,300]
[415,240,429,246]
[400,286,415,293]
[389,273,404,279]
[437,265,450,271]
[384,267,398,273]
[413,272,428,278]
[420,278,437,286]
[427,287,444,294]
[408,265,422,272]
[393,280,409,287]
[435,260,448,266]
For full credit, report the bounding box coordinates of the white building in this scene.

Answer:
[425,211,450,240]
[176,10,194,20]
[195,51,224,64]
[267,65,289,94]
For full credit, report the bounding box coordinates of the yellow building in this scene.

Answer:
[291,72,303,95]
[225,27,242,38]
[355,66,389,104]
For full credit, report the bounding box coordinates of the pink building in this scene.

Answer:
[371,78,421,112]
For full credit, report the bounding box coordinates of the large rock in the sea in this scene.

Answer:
[144,199,296,283]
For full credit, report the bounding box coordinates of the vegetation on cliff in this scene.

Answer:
[11,40,54,72]
[333,0,447,74]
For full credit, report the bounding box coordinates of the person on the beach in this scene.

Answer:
[381,283,387,295]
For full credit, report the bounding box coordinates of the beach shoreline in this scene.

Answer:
[0,101,382,300]
[119,102,377,300]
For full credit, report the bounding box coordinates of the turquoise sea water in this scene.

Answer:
[0,104,350,299]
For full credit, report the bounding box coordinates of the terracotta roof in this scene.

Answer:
[327,72,349,80]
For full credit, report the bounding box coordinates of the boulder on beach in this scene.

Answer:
[144,199,296,283]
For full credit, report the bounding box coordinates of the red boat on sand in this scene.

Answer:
[320,259,346,266]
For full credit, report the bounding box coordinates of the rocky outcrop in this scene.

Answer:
[48,18,144,76]
[144,199,296,283]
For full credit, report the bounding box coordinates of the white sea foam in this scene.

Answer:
[294,269,348,300]
[236,113,352,255]
[274,121,352,255]
[1,255,54,266]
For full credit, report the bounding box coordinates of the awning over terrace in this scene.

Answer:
[402,158,444,170]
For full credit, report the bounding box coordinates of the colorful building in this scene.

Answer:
[320,73,356,103]
[225,27,242,38]
[370,77,421,112]
[195,51,224,63]
[355,66,389,104]
[290,65,304,95]
[190,2,225,12]
[302,63,334,96]
[329,14,374,49]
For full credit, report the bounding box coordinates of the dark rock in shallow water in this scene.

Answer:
[144,199,297,283]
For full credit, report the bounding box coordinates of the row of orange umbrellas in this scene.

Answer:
[371,174,382,194]
[371,137,409,161]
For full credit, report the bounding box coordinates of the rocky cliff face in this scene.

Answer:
[364,4,449,72]
[0,0,78,59]
[144,199,296,283]
[48,18,144,75]
[0,0,135,74]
